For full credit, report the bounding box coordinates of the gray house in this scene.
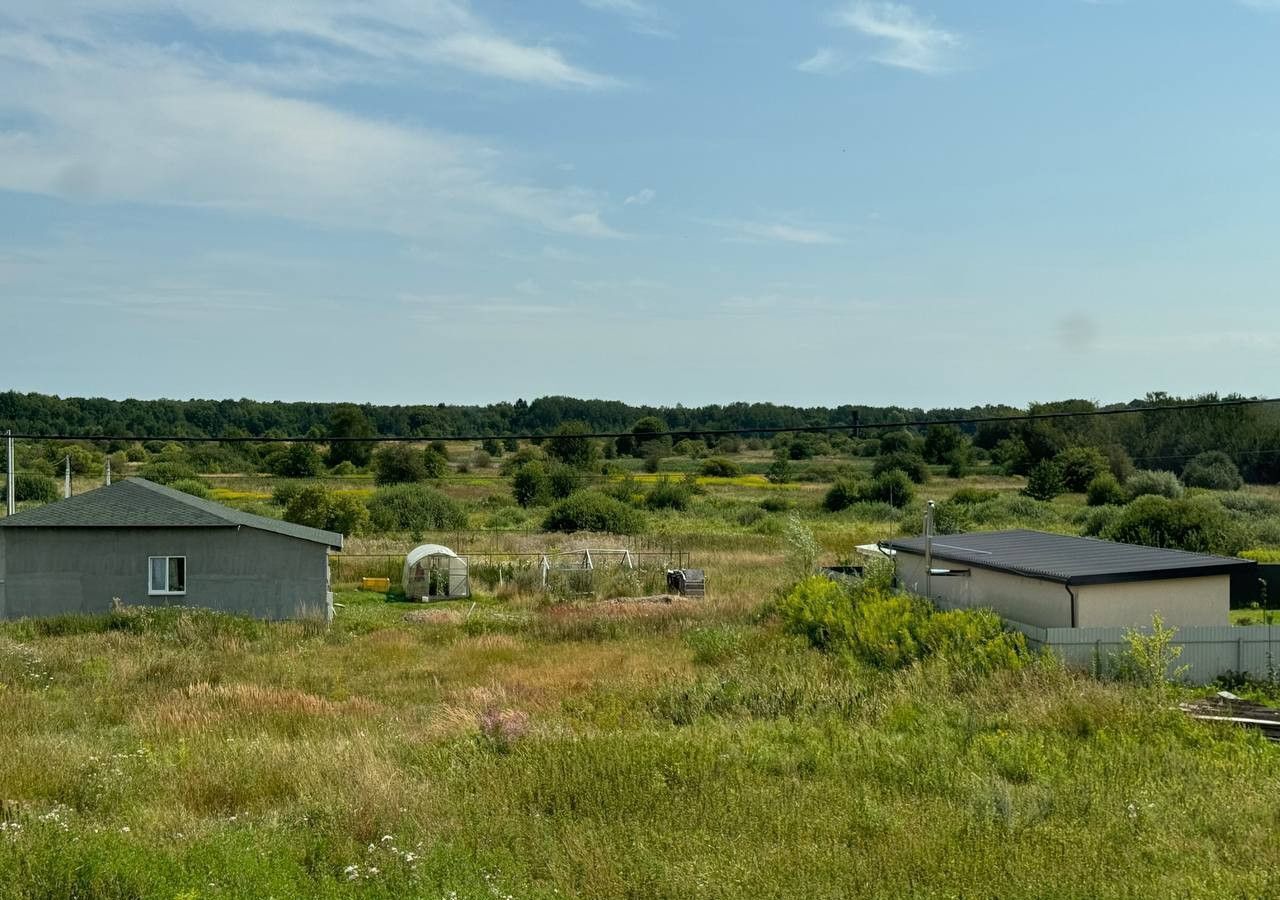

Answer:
[0,478,342,622]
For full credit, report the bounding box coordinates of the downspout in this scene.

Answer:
[1064,582,1078,628]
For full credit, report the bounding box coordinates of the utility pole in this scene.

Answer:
[105,458,112,486]
[64,456,72,499]
[924,500,935,598]
[5,430,13,516]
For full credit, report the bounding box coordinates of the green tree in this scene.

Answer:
[1055,447,1109,493]
[373,444,426,485]
[545,421,599,469]
[1181,451,1243,491]
[284,484,334,530]
[1023,460,1065,501]
[923,425,964,464]
[325,405,375,468]
[512,462,552,507]
[617,416,669,458]
[275,443,323,478]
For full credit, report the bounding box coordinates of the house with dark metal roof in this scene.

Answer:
[886,529,1255,628]
[0,478,341,622]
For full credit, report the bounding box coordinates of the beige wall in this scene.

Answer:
[1076,575,1228,627]
[896,551,1073,628]
[896,550,1230,629]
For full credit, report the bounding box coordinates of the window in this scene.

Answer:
[148,556,186,595]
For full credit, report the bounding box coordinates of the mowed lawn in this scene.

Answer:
[3,551,1280,899]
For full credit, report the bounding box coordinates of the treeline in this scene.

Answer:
[1,390,1277,482]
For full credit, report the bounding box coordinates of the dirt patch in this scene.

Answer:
[402,609,465,625]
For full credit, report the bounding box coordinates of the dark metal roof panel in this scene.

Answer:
[886,529,1254,585]
[0,478,342,549]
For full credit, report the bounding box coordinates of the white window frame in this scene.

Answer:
[148,556,187,596]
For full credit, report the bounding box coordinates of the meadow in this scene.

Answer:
[5,439,1280,897]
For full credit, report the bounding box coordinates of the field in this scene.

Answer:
[5,447,1280,897]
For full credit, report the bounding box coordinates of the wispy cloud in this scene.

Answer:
[624,188,656,206]
[580,0,675,38]
[0,5,625,239]
[833,2,962,74]
[716,219,843,245]
[796,47,849,75]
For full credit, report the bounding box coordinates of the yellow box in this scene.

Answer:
[360,577,392,592]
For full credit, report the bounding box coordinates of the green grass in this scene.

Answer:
[14,455,1280,896]
[3,578,1280,897]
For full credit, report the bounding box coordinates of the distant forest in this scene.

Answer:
[2,390,1278,481]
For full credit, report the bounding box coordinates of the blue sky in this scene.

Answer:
[1,0,1278,408]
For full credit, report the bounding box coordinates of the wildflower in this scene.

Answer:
[343,865,360,881]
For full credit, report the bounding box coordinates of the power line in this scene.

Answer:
[4,396,1277,444]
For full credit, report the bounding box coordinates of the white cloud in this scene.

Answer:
[0,7,625,239]
[796,47,849,75]
[580,0,675,38]
[2,0,617,90]
[716,219,843,245]
[833,2,961,74]
[624,188,656,206]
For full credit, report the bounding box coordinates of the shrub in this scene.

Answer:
[168,478,210,499]
[499,445,546,477]
[471,450,493,469]
[645,477,693,511]
[824,478,864,513]
[373,445,426,485]
[283,484,335,530]
[864,469,914,508]
[512,462,552,507]
[481,438,502,457]
[759,496,791,513]
[1182,451,1243,491]
[3,472,59,504]
[1023,460,1065,501]
[329,460,358,476]
[327,493,370,536]
[923,425,965,464]
[422,448,449,480]
[547,463,581,500]
[778,576,851,650]
[367,484,466,532]
[872,452,928,484]
[673,438,706,458]
[270,443,323,478]
[642,451,663,474]
[878,430,920,454]
[271,482,302,507]
[1055,447,1109,492]
[1081,504,1122,537]
[950,487,998,505]
[139,461,197,485]
[1127,469,1184,501]
[916,608,1027,676]
[543,491,644,534]
[1086,473,1127,507]
[765,458,791,484]
[700,457,741,478]
[1101,495,1248,556]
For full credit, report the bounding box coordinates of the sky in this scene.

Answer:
[1,0,1278,410]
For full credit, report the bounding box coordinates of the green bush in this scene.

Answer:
[283,484,335,530]
[823,477,864,512]
[512,461,552,507]
[765,458,791,484]
[778,575,1026,673]
[545,421,599,469]
[864,469,915,508]
[547,463,582,500]
[1182,451,1244,491]
[645,477,693,511]
[1127,469,1184,501]
[1086,473,1127,507]
[271,482,302,507]
[139,461,197,485]
[372,444,427,485]
[700,457,742,478]
[422,448,449,480]
[268,443,323,478]
[2,472,59,504]
[759,496,791,513]
[1023,460,1065,501]
[367,484,466,532]
[327,492,370,535]
[1241,549,1280,564]
[168,478,210,499]
[329,460,358,476]
[1055,447,1109,492]
[1101,495,1248,556]
[872,452,928,484]
[544,491,644,534]
[950,487,998,505]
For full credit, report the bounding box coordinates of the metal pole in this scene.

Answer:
[5,431,13,516]
[64,456,71,499]
[924,500,935,598]
[106,458,111,486]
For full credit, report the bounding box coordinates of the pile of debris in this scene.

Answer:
[1180,691,1280,742]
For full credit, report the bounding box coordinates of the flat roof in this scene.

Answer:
[887,529,1254,586]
